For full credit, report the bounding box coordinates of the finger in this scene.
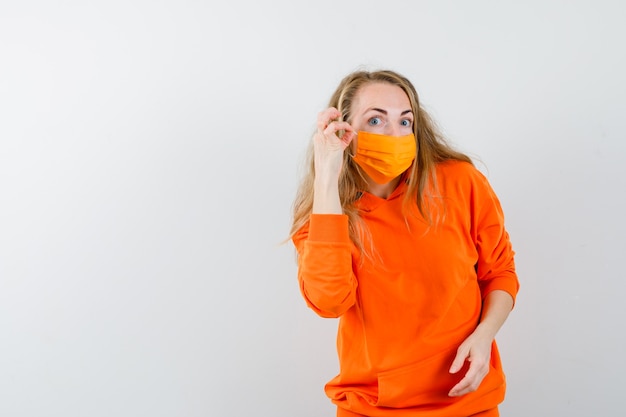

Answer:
[317,107,342,129]
[448,369,475,397]
[326,122,358,148]
[449,374,481,397]
[324,121,354,136]
[317,107,343,131]
[449,347,469,374]
[448,377,471,397]
[448,358,488,397]
[341,128,358,145]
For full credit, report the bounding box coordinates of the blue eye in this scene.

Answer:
[368,117,381,126]
[401,119,412,127]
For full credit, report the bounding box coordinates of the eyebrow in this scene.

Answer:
[368,107,413,116]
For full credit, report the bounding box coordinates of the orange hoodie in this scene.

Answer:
[292,161,519,416]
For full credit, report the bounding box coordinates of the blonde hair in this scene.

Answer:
[289,69,472,254]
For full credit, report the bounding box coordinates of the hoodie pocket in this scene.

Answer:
[376,347,466,408]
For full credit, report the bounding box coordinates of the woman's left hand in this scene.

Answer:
[447,327,493,397]
[448,290,514,397]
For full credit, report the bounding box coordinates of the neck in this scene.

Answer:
[366,176,402,199]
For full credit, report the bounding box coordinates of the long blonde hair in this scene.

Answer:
[289,69,472,253]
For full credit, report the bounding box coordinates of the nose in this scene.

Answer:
[386,122,401,137]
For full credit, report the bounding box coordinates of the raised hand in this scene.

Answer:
[311,107,357,214]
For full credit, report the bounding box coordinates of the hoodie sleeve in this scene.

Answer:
[292,214,358,318]
[469,169,520,304]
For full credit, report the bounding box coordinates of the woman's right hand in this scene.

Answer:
[311,107,357,214]
[314,107,357,181]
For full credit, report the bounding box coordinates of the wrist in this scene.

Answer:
[312,181,342,214]
[474,320,499,341]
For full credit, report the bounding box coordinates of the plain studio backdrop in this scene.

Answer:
[1,1,625,416]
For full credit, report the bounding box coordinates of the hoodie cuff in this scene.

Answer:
[308,214,350,243]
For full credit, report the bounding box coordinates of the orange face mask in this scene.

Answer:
[352,131,417,184]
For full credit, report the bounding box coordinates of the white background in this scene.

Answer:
[1,1,625,416]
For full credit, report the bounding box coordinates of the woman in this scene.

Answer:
[290,69,519,417]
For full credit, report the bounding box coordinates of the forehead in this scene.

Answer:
[352,82,411,112]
